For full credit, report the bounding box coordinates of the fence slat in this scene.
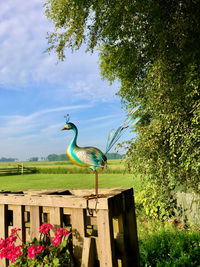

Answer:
[81,237,95,267]
[97,209,117,267]
[0,205,8,267]
[71,208,85,267]
[30,206,41,240]
[13,205,24,244]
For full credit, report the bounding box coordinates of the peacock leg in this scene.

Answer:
[95,169,98,196]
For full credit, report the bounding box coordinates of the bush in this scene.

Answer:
[135,182,176,221]
[138,222,200,267]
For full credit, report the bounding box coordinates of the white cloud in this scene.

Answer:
[0,0,117,101]
[0,104,92,138]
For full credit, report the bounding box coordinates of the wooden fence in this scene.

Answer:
[0,188,139,267]
[0,164,36,176]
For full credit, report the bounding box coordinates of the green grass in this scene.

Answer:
[0,173,142,192]
[0,160,127,174]
[0,160,141,192]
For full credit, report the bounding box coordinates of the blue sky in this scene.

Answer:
[0,0,135,161]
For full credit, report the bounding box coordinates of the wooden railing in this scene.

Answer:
[0,164,36,176]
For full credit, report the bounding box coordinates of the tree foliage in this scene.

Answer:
[0,157,16,162]
[47,154,68,161]
[44,0,200,205]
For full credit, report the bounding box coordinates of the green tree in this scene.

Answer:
[28,157,39,162]
[44,0,200,217]
[106,153,123,160]
[47,154,68,161]
[0,157,17,162]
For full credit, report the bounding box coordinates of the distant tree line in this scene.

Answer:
[106,153,123,160]
[0,157,17,162]
[0,153,123,162]
[47,154,68,161]
[46,153,123,161]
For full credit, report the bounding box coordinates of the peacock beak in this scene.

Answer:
[61,125,69,130]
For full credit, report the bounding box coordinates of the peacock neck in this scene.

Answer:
[70,125,78,148]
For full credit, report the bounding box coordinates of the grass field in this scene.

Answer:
[0,160,143,193]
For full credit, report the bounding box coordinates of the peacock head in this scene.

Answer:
[61,114,76,131]
[61,122,75,131]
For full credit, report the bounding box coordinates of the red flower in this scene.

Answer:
[52,227,69,246]
[39,223,53,234]
[57,228,69,236]
[14,245,22,257]
[52,234,62,246]
[36,244,44,254]
[27,245,36,259]
[6,235,17,243]
[0,238,6,250]
[11,228,21,235]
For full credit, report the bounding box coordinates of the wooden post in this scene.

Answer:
[0,205,8,267]
[30,206,41,240]
[122,190,140,267]
[71,208,85,267]
[12,205,25,244]
[97,209,117,267]
[81,237,95,267]
[21,163,23,175]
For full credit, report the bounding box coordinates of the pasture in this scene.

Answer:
[0,160,143,192]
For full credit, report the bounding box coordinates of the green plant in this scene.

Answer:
[0,224,72,267]
[135,182,176,221]
[138,221,200,267]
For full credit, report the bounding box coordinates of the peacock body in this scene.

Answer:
[62,106,140,196]
[63,122,107,171]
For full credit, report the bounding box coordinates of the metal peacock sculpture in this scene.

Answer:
[61,106,140,197]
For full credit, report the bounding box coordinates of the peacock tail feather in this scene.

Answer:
[105,105,141,154]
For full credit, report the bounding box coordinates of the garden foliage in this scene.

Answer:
[44,0,200,218]
[139,221,200,267]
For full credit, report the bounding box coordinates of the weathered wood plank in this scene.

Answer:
[0,195,109,209]
[122,191,140,267]
[12,205,24,244]
[0,205,8,267]
[30,206,41,240]
[71,208,85,267]
[50,207,61,228]
[97,209,117,267]
[81,237,95,267]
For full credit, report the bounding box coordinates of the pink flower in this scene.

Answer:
[52,227,69,246]
[11,228,21,235]
[5,242,15,251]
[14,245,22,257]
[6,235,17,243]
[39,223,53,234]
[52,234,62,246]
[36,244,44,254]
[27,245,36,259]
[0,238,6,250]
[57,228,69,236]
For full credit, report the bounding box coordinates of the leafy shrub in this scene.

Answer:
[135,182,176,220]
[139,222,200,267]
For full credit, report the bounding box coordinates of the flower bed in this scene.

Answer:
[0,224,72,266]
